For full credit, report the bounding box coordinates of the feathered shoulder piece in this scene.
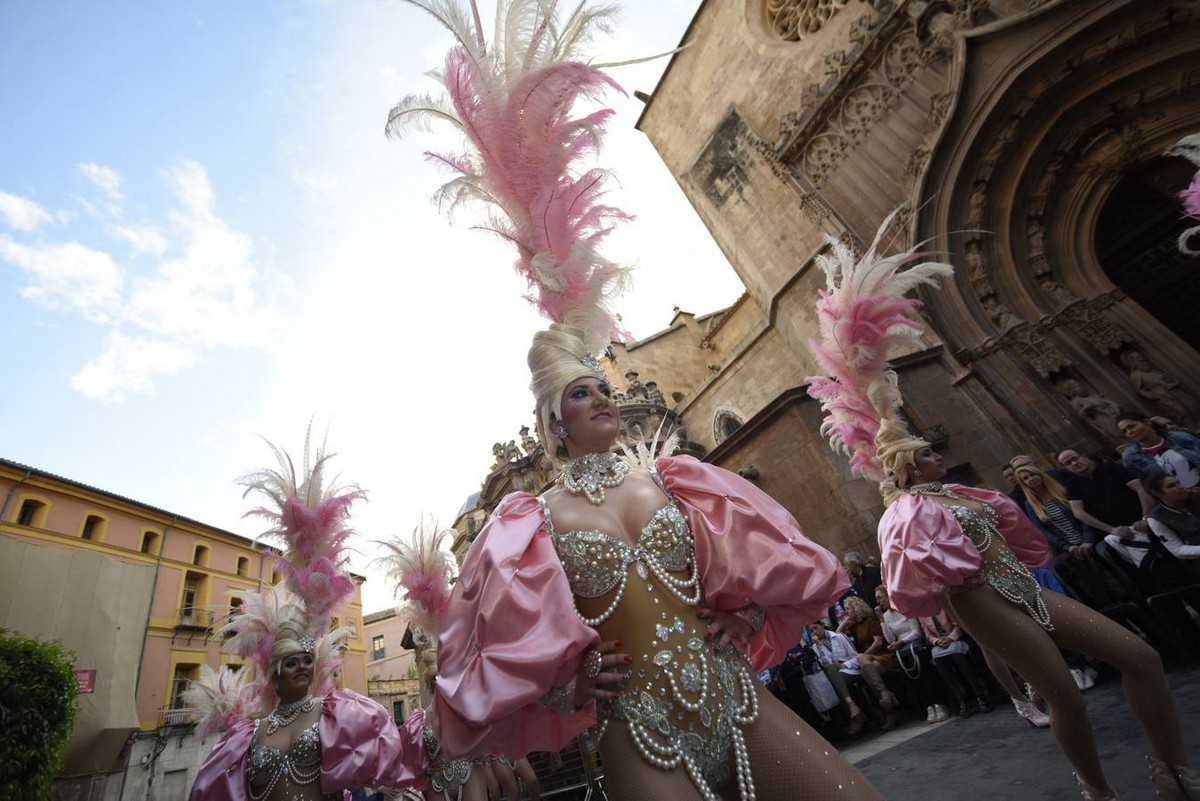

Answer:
[180,664,250,737]
[375,520,458,640]
[386,0,636,351]
[805,210,954,480]
[237,427,364,632]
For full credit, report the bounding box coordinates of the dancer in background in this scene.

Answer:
[188,436,428,801]
[386,2,885,797]
[805,218,1197,799]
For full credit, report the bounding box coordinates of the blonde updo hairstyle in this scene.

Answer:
[270,619,315,676]
[528,323,607,465]
[874,417,931,506]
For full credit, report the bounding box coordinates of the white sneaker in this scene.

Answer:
[1071,668,1088,691]
[933,704,950,722]
[926,705,937,723]
[1013,698,1051,728]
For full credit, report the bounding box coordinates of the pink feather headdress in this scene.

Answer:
[375,520,458,641]
[386,0,637,351]
[187,430,363,729]
[805,210,954,480]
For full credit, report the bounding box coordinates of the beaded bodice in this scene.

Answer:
[248,719,332,800]
[945,500,1053,631]
[539,468,760,801]
[550,502,691,597]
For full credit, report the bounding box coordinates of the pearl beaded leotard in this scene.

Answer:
[540,467,761,801]
[247,718,340,801]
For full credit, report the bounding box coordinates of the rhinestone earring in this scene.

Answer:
[914,467,923,478]
[555,424,569,440]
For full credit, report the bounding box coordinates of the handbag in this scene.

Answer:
[802,669,840,712]
[895,641,929,680]
[931,639,970,659]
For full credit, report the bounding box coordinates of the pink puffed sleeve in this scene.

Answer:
[188,719,255,801]
[432,492,600,759]
[320,690,429,793]
[657,455,850,671]
[877,494,983,617]
[949,485,1054,569]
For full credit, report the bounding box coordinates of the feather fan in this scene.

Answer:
[375,520,458,639]
[805,210,954,480]
[386,0,634,351]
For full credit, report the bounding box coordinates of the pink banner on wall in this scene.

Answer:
[76,669,96,694]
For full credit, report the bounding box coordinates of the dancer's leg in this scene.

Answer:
[947,586,1108,790]
[598,725,705,801]
[979,645,1026,701]
[743,685,884,801]
[1041,590,1189,767]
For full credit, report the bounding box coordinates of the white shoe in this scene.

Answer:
[933,704,950,722]
[1071,668,1088,691]
[1013,698,1051,728]
[925,705,937,723]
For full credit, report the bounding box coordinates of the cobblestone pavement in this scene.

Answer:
[853,667,1200,800]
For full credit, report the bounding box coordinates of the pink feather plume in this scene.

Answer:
[804,210,954,479]
[1181,169,1200,219]
[386,0,634,352]
[375,520,457,639]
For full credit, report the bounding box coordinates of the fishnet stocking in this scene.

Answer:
[947,584,1187,789]
[598,683,883,800]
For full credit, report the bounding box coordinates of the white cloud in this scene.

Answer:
[78,162,124,201]
[1,159,283,401]
[71,333,196,401]
[290,166,337,198]
[108,224,168,257]
[0,191,54,232]
[0,234,124,324]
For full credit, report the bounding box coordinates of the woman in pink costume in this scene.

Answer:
[429,325,881,801]
[187,440,429,800]
[805,213,1197,799]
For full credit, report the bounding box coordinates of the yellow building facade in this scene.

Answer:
[0,456,368,777]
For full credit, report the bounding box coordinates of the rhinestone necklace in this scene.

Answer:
[266,694,315,735]
[558,452,630,505]
[906,481,960,498]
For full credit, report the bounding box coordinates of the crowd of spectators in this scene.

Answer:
[759,408,1200,745]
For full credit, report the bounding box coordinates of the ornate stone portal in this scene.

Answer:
[630,0,1200,554]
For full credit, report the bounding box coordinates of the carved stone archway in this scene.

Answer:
[915,0,1200,444]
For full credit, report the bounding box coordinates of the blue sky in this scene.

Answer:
[0,0,745,612]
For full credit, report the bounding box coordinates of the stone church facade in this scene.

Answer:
[625,0,1200,557]
[452,0,1200,563]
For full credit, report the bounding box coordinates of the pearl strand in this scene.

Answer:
[662,656,708,712]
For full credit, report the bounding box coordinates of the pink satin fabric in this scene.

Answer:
[433,457,849,759]
[432,492,601,759]
[657,455,850,670]
[878,484,1055,617]
[188,690,428,800]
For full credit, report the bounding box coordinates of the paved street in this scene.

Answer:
[852,667,1200,800]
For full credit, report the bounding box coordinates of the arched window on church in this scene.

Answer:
[713,410,744,444]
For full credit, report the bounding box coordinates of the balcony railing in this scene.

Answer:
[176,607,213,630]
[158,707,197,727]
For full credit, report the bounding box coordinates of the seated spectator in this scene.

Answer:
[876,586,948,723]
[1118,410,1200,487]
[1057,448,1153,540]
[1011,453,1069,483]
[1144,472,1200,573]
[1001,464,1026,507]
[807,620,871,734]
[1014,463,1098,558]
[842,550,883,602]
[919,611,992,717]
[838,596,899,715]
